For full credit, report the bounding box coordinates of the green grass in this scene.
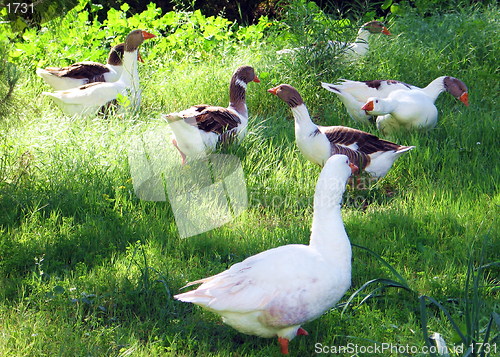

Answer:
[1,2,499,356]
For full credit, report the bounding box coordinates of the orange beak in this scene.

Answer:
[268,87,278,95]
[382,27,392,35]
[141,31,156,39]
[137,51,144,63]
[349,162,359,175]
[361,101,374,112]
[459,92,469,106]
[253,76,260,83]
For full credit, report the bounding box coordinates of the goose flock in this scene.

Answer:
[322,76,469,132]
[36,43,144,90]
[36,23,469,354]
[40,30,156,116]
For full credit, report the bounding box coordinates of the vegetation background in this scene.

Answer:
[0,0,498,356]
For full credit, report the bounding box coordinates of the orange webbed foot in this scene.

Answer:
[278,337,289,354]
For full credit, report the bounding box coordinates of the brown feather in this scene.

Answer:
[187,106,242,136]
[363,79,412,90]
[321,126,403,155]
[45,62,110,82]
[330,143,370,169]
[77,82,105,90]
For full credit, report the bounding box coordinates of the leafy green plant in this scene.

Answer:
[275,0,346,50]
[340,241,498,356]
[125,240,172,300]
[1,0,274,69]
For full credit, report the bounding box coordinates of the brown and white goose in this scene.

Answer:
[276,21,391,60]
[268,84,414,178]
[165,66,260,164]
[321,76,469,124]
[42,30,155,117]
[37,43,144,90]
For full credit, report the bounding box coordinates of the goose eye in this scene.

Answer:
[376,100,379,103]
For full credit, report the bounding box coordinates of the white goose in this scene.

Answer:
[361,90,440,134]
[42,30,155,117]
[165,66,260,164]
[321,76,469,124]
[268,84,414,178]
[175,154,358,355]
[276,21,391,60]
[37,43,143,90]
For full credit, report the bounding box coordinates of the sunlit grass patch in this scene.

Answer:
[0,1,498,356]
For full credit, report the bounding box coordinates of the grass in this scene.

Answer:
[0,2,499,356]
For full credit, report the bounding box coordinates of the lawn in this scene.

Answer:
[0,0,498,356]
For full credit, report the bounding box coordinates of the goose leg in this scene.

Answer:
[278,337,289,354]
[348,175,367,190]
[277,327,307,354]
[171,138,187,165]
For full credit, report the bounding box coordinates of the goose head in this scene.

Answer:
[321,155,358,181]
[232,66,260,86]
[443,76,469,106]
[361,97,390,115]
[315,155,358,207]
[124,30,156,52]
[361,21,392,35]
[267,84,304,108]
[228,66,259,115]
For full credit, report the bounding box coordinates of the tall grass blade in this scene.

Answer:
[419,295,468,344]
[352,243,411,289]
[480,314,493,357]
[492,312,500,330]
[342,278,413,314]
[464,257,474,344]
[419,296,438,357]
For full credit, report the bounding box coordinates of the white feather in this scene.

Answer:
[364,90,439,134]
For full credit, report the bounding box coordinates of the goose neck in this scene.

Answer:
[310,173,348,244]
[291,104,318,134]
[229,78,248,117]
[310,202,351,260]
[120,50,139,85]
[355,29,371,43]
[376,98,397,115]
[421,76,446,102]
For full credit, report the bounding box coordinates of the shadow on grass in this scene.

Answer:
[0,167,176,300]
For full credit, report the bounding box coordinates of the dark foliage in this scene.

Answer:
[1,0,388,25]
[1,0,79,24]
[88,0,390,23]
[1,0,494,27]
